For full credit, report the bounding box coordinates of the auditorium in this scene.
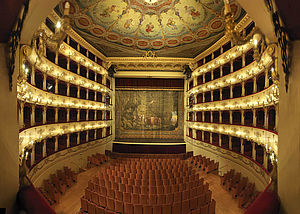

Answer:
[0,0,299,213]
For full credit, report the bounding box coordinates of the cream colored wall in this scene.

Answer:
[0,44,19,212]
[28,138,112,187]
[278,41,300,214]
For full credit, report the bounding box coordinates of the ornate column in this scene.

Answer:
[54,136,58,152]
[229,110,233,124]
[241,139,245,154]
[242,53,246,67]
[219,111,222,123]
[55,108,58,123]
[86,89,89,100]
[229,136,232,150]
[192,129,196,139]
[242,81,245,96]
[220,65,223,77]
[67,83,70,96]
[94,128,97,140]
[42,140,47,158]
[77,132,80,144]
[77,62,80,75]
[253,109,257,126]
[55,79,58,94]
[77,109,80,122]
[210,111,213,123]
[230,60,233,73]
[264,107,269,129]
[241,110,245,125]
[103,75,107,87]
[219,134,222,147]
[211,91,214,102]
[77,86,80,98]
[67,133,70,148]
[19,101,24,129]
[265,70,269,88]
[252,142,256,161]
[253,76,257,93]
[66,108,70,122]
[55,50,58,64]
[230,85,233,98]
[263,149,268,169]
[94,110,97,121]
[31,145,35,166]
[31,105,35,126]
[31,65,35,85]
[43,73,47,91]
[86,109,89,121]
[210,132,212,144]
[275,104,279,131]
[220,88,223,100]
[43,106,47,124]
[67,56,70,70]
[103,127,106,138]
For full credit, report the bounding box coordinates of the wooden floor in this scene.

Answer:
[53,161,245,214]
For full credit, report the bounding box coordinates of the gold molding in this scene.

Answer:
[19,120,112,155]
[189,85,279,112]
[187,121,278,155]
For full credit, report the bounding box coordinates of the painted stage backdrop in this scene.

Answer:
[116,90,184,140]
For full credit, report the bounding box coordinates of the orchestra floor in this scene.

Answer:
[53,162,244,214]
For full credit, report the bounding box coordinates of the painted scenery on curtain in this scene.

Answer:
[116,90,183,140]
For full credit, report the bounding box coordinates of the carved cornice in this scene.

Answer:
[187,121,278,155]
[109,56,193,72]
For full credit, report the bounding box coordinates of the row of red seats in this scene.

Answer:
[81,193,215,214]
[81,158,215,213]
[87,179,208,194]
[220,169,258,208]
[107,163,192,171]
[95,171,199,185]
[189,155,219,174]
[87,153,109,168]
[115,158,182,163]
[86,180,210,202]
[39,166,77,205]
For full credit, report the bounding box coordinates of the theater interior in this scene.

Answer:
[0,0,299,213]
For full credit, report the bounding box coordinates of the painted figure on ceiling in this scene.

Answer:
[124,18,133,29]
[145,22,154,33]
[99,5,117,17]
[184,5,200,19]
[166,18,177,30]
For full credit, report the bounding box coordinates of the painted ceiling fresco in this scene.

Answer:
[56,0,245,57]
